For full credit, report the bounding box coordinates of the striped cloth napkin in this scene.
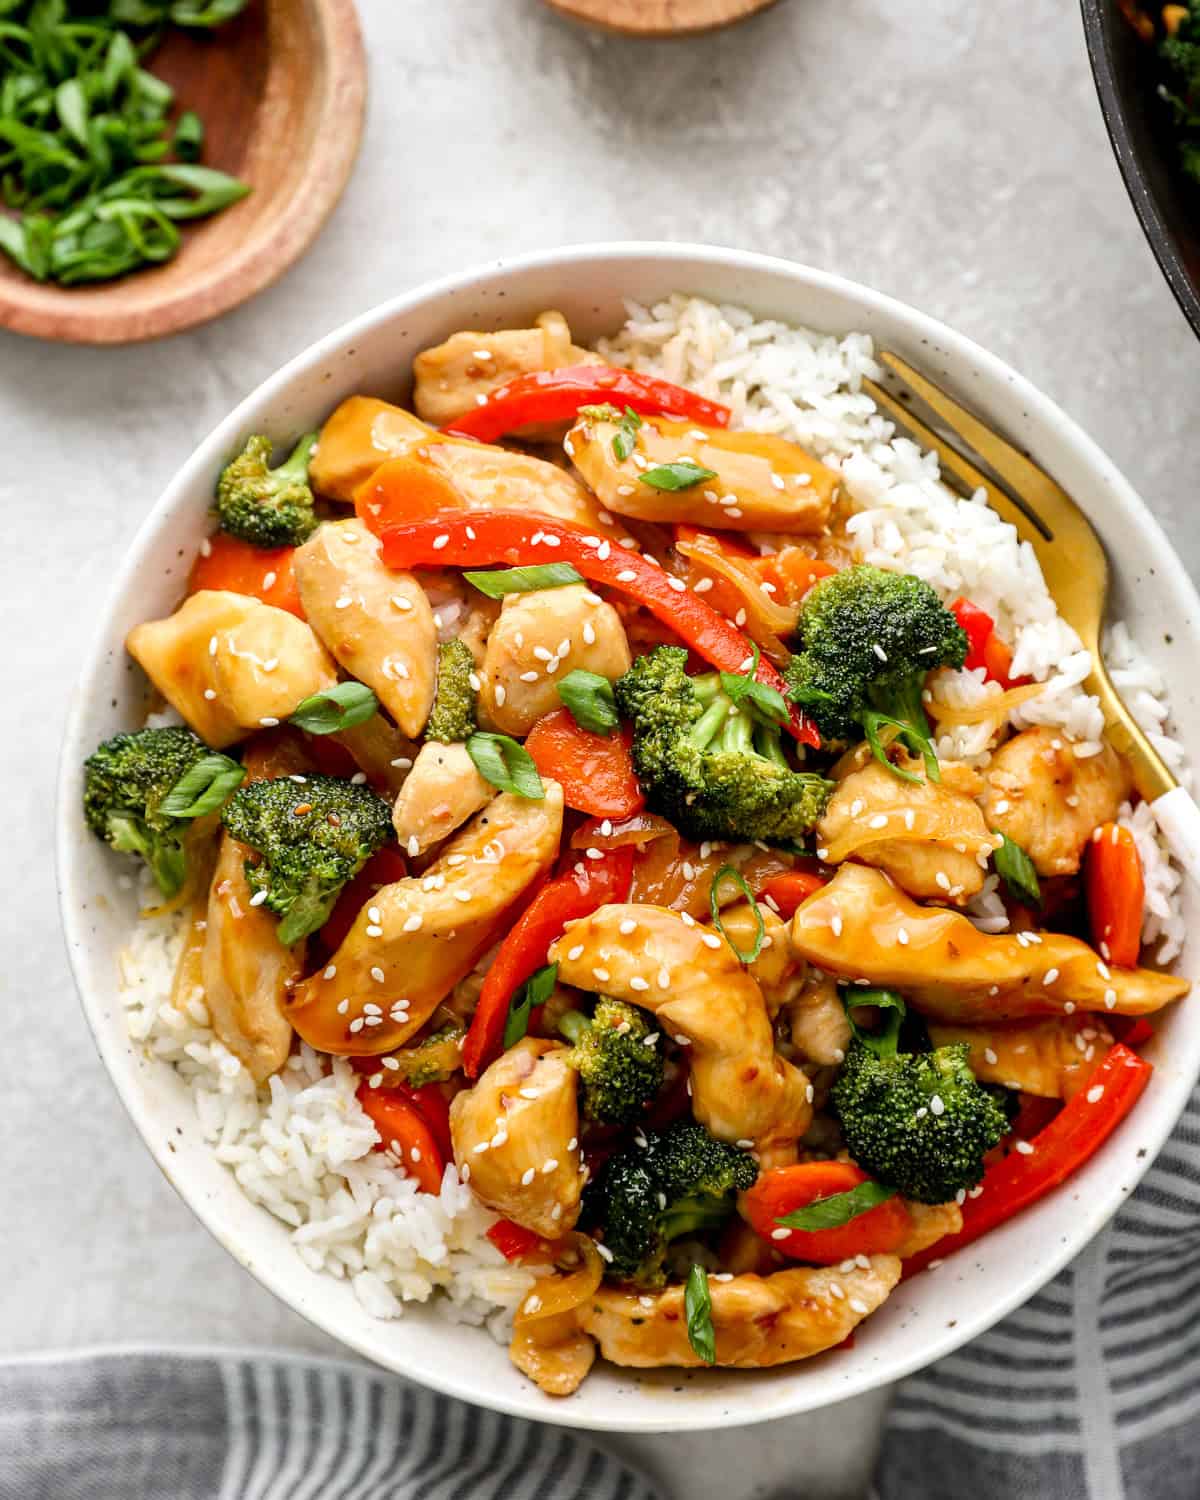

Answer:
[876,1078,1200,1500]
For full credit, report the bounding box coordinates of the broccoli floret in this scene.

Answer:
[614,646,832,843]
[831,991,1008,1204]
[583,1121,758,1286]
[558,998,665,1127]
[83,726,218,897]
[221,773,392,945]
[784,564,967,782]
[424,640,477,743]
[215,432,319,548]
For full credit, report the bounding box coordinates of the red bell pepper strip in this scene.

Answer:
[1086,822,1146,968]
[356,1080,447,1195]
[372,513,819,747]
[950,597,1029,689]
[742,1162,912,1265]
[189,535,305,618]
[759,868,829,919]
[486,1219,548,1262]
[462,845,635,1078]
[903,1043,1152,1276]
[524,710,644,820]
[442,365,732,444]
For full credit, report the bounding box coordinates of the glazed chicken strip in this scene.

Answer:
[895,1201,963,1260]
[293,519,436,737]
[478,584,631,737]
[127,590,336,749]
[715,903,798,1014]
[818,757,1000,904]
[928,1016,1115,1099]
[567,413,839,533]
[787,971,852,1066]
[449,1038,586,1237]
[980,727,1132,876]
[391,741,494,856]
[287,784,564,1054]
[310,397,618,535]
[790,864,1189,1022]
[578,1259,899,1376]
[412,310,603,430]
[548,903,813,1151]
[201,831,300,1082]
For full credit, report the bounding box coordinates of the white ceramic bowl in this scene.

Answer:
[57,243,1200,1432]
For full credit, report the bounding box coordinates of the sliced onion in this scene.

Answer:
[513,1233,604,1327]
[675,531,795,664]
[926,681,1044,726]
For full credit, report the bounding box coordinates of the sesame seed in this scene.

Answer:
[542,1158,559,1174]
[402,913,422,933]
[868,813,889,830]
[829,1282,845,1299]
[203,689,217,701]
[472,1141,489,1154]
[701,932,722,950]
[567,944,584,961]
[831,913,843,938]
[519,670,539,683]
[324,965,337,980]
[370,966,385,982]
[593,967,610,983]
[1065,1001,1077,1014]
[468,672,481,691]
[259,717,279,728]
[983,1047,998,1064]
[521,1167,535,1186]
[337,999,349,1014]
[1087,1084,1105,1103]
[1015,1140,1035,1155]
[368,907,381,924]
[1097,961,1112,981]
[929,1094,945,1116]
[935,871,951,892]
[771,1227,791,1241]
[643,1032,659,1048]
[366,924,383,938]
[872,643,888,662]
[208,635,218,656]
[595,1242,614,1263]
[568,1136,578,1151]
[630,975,650,991]
[849,1298,869,1315]
[349,1017,364,1033]
[248,890,268,907]
[668,576,687,593]
[1104,989,1117,1009]
[619,918,637,935]
[1043,968,1060,985]
[680,912,696,927]
[616,569,637,583]
[432,534,449,551]
[657,967,671,989]
[382,1056,399,1071]
[897,927,910,946]
[805,1083,814,1103]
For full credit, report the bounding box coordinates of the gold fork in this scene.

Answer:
[861,352,1200,884]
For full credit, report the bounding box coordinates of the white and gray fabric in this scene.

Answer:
[0,1349,654,1500]
[876,1080,1200,1500]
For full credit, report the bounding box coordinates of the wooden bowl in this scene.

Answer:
[0,0,366,345]
[541,0,781,36]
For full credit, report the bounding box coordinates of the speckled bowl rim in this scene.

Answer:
[56,242,1200,1432]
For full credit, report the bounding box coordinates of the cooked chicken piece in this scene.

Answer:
[980,728,1132,877]
[568,413,839,533]
[478,584,632,736]
[928,1016,1115,1099]
[716,904,798,1013]
[202,832,300,1081]
[895,1201,963,1260]
[578,1259,899,1375]
[127,591,336,748]
[293,519,436,737]
[412,310,603,430]
[334,715,420,800]
[450,1038,585,1237]
[287,784,563,1053]
[311,397,617,535]
[790,864,1189,1022]
[818,757,1000,904]
[391,740,494,855]
[548,903,813,1152]
[786,971,852,1066]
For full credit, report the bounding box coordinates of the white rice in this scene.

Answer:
[118,293,1188,1323]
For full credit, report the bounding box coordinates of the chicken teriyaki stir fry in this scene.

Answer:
[86,310,1189,1395]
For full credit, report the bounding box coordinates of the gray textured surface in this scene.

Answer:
[2,0,1198,1495]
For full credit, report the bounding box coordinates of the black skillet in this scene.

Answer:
[1081,0,1200,336]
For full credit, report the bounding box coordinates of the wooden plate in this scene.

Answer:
[0,0,366,345]
[541,0,780,36]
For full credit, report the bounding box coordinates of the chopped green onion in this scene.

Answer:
[993,832,1041,907]
[463,563,583,598]
[709,865,765,963]
[289,682,379,735]
[639,459,718,492]
[467,732,545,800]
[160,752,245,818]
[503,962,558,1048]
[556,669,619,735]
[684,1264,716,1365]
[775,1179,897,1232]
[841,987,906,1057]
[719,643,789,726]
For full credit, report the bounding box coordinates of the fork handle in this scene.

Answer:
[1151,787,1200,889]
